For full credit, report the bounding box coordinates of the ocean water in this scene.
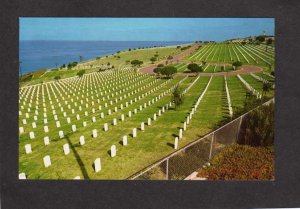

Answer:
[19,40,190,74]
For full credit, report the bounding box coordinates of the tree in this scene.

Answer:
[150,57,157,64]
[54,75,61,81]
[79,56,83,62]
[153,67,162,76]
[160,66,177,78]
[267,38,273,45]
[107,62,110,66]
[157,64,164,67]
[187,63,202,74]
[256,35,265,42]
[262,83,272,96]
[232,61,242,70]
[131,60,143,67]
[167,55,173,60]
[172,85,184,110]
[77,70,85,78]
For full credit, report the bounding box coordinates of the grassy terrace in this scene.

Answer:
[226,76,248,113]
[186,43,275,67]
[240,74,274,97]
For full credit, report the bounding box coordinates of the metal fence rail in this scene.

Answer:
[128,98,274,180]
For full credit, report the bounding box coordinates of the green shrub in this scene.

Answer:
[238,102,274,147]
[197,144,274,180]
[54,75,61,81]
[76,70,85,77]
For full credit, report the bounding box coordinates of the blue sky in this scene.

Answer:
[20,18,274,42]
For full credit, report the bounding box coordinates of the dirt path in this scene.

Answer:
[175,65,263,77]
[140,44,200,74]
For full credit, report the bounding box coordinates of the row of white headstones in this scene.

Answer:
[19,73,174,141]
[19,69,167,134]
[20,75,192,179]
[174,76,213,149]
[237,74,262,99]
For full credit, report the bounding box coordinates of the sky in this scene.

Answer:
[20,18,274,42]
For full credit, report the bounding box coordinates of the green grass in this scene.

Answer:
[186,43,275,67]
[226,76,248,113]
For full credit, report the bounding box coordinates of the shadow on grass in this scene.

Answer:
[167,142,174,148]
[65,133,90,180]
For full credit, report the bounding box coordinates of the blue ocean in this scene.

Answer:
[19,40,191,74]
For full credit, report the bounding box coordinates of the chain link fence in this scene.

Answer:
[129,99,274,180]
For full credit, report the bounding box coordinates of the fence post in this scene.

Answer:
[209,133,214,159]
[166,159,169,180]
[236,115,244,142]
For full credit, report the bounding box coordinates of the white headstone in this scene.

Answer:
[67,117,71,124]
[94,158,101,172]
[123,135,128,146]
[19,173,26,179]
[92,116,96,122]
[43,155,51,167]
[22,119,27,125]
[72,125,76,132]
[158,110,161,116]
[183,122,187,131]
[44,136,50,145]
[100,112,104,118]
[83,121,87,127]
[153,114,157,121]
[79,136,85,145]
[147,118,151,126]
[63,144,70,155]
[29,131,35,139]
[113,118,117,126]
[104,123,108,131]
[74,176,80,180]
[132,128,137,138]
[111,145,116,157]
[179,129,183,139]
[56,121,61,128]
[92,129,97,138]
[44,118,48,124]
[25,144,32,154]
[174,137,179,149]
[59,130,64,138]
[121,114,125,121]
[19,127,24,134]
[128,111,132,117]
[141,122,145,131]
[44,126,49,133]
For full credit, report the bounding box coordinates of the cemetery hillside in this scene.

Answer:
[19,36,275,180]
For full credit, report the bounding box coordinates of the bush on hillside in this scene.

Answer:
[237,102,274,147]
[197,144,274,180]
[160,66,177,78]
[187,63,202,73]
[76,70,85,78]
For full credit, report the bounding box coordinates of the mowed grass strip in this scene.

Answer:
[226,76,248,112]
[186,76,229,136]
